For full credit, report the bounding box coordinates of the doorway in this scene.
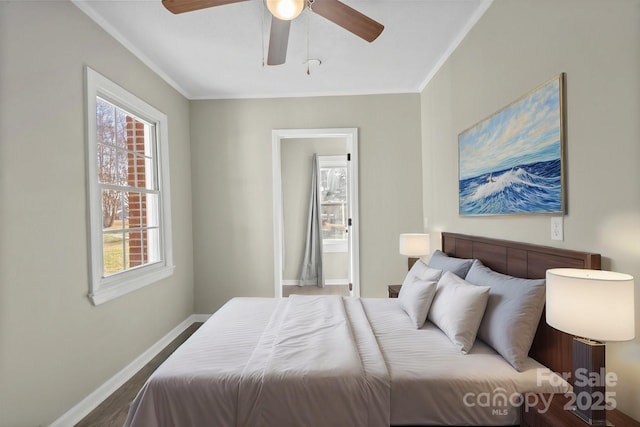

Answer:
[272,128,359,298]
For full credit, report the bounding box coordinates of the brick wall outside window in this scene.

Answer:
[126,117,147,268]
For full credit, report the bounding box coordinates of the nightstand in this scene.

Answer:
[388,284,401,298]
[521,393,640,427]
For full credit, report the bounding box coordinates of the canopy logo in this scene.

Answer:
[462,369,619,416]
[462,389,554,416]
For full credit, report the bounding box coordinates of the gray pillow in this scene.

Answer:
[427,271,490,353]
[399,260,442,300]
[464,260,546,371]
[399,279,438,328]
[428,250,474,278]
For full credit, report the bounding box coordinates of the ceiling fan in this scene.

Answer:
[161,0,384,66]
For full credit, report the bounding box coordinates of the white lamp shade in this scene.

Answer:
[266,0,305,20]
[399,233,430,257]
[546,268,635,342]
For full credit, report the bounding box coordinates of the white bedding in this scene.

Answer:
[124,296,390,427]
[361,298,569,426]
[125,296,569,427]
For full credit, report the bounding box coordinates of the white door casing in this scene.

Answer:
[272,128,359,297]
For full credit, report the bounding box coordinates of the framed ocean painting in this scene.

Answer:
[458,74,565,216]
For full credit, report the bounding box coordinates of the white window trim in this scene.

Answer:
[323,239,348,253]
[318,155,348,254]
[85,67,174,306]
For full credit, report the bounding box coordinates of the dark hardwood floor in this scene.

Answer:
[75,322,202,427]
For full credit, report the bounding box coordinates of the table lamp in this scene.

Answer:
[546,268,635,426]
[399,233,430,270]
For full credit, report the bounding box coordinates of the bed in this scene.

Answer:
[124,232,601,427]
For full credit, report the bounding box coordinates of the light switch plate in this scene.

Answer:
[551,216,564,241]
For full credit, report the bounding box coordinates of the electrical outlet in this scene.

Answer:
[551,216,564,241]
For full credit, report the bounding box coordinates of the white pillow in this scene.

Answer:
[399,279,438,328]
[427,271,490,353]
[398,260,442,299]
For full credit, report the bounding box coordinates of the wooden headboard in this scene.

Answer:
[441,232,601,380]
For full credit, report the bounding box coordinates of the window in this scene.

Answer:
[318,156,348,253]
[85,67,173,305]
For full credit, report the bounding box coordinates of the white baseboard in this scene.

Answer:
[191,313,211,323]
[49,313,211,427]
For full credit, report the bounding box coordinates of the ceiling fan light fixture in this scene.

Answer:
[266,0,305,21]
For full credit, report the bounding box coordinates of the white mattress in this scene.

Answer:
[125,296,569,427]
[361,298,569,426]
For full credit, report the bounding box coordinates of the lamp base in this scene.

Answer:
[567,405,613,426]
[572,337,608,426]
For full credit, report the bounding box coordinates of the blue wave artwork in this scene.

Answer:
[458,76,564,215]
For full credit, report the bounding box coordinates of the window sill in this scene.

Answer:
[323,240,348,253]
[89,264,175,306]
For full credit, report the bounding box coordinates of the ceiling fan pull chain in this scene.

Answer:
[306,7,311,74]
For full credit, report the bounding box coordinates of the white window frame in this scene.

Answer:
[85,67,174,305]
[318,155,348,253]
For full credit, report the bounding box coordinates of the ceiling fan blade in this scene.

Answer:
[267,17,291,66]
[162,0,249,14]
[311,0,384,42]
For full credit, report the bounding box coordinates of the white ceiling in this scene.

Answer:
[73,0,492,100]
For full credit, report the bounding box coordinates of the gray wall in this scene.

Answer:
[0,2,194,426]
[281,138,348,282]
[190,94,423,312]
[421,0,640,419]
